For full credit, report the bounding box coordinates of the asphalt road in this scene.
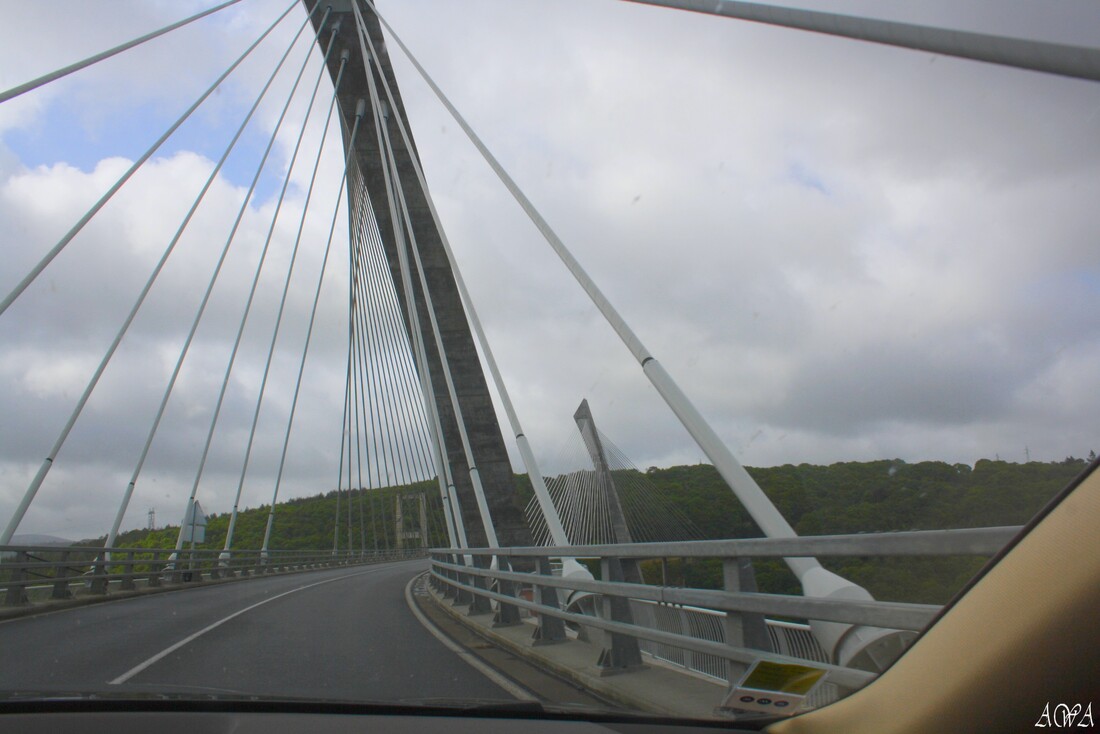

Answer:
[0,560,515,703]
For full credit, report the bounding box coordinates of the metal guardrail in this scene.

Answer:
[0,545,426,607]
[428,526,1021,696]
[630,601,829,678]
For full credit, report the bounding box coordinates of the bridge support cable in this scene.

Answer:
[358,204,447,485]
[333,358,351,553]
[346,175,382,551]
[350,177,446,489]
[622,0,1100,83]
[353,214,435,490]
[350,0,569,551]
[350,231,398,552]
[344,384,355,552]
[0,0,247,104]
[0,1,303,546]
[364,58,499,550]
[342,141,455,550]
[600,433,704,541]
[230,49,350,558]
[347,239,381,552]
[0,0,300,321]
[342,172,369,553]
[353,233,409,494]
[348,177,411,551]
[349,55,470,551]
[209,21,344,555]
[105,6,326,553]
[361,0,824,575]
[346,251,370,551]
[368,1,911,667]
[259,102,367,557]
[349,180,454,528]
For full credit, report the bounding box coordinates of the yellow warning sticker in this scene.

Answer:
[741,661,827,696]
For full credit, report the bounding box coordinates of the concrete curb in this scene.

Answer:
[422,575,727,719]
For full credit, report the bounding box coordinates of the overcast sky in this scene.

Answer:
[1,0,1098,541]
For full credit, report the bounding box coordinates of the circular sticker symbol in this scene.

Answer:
[758,698,772,705]
[739,696,755,703]
[775,701,790,708]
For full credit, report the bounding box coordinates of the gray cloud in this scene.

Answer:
[1,0,1099,540]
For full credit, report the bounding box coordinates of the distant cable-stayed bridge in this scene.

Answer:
[0,0,1094,714]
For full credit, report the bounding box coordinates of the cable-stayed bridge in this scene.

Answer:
[0,0,1096,717]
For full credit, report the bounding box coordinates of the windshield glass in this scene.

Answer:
[0,0,1097,726]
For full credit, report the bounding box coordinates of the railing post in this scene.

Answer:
[452,554,472,606]
[428,553,442,594]
[492,554,521,627]
[51,550,74,600]
[87,554,108,595]
[208,550,221,580]
[440,553,458,599]
[147,551,163,588]
[426,553,437,592]
[725,557,772,651]
[184,549,201,583]
[595,556,644,674]
[4,551,30,606]
[120,551,137,591]
[531,555,567,645]
[722,556,774,687]
[467,554,492,615]
[721,557,746,656]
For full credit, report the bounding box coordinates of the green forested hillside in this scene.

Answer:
[627,458,1087,602]
[97,480,451,554]
[92,457,1088,605]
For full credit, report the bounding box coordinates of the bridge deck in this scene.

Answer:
[0,560,509,703]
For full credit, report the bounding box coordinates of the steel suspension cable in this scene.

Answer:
[0,0,247,104]
[342,191,362,554]
[345,389,354,551]
[352,170,437,544]
[234,50,350,557]
[0,1,301,546]
[104,6,322,552]
[361,183,464,547]
[351,2,569,547]
[361,1,818,577]
[333,358,351,553]
[0,0,299,320]
[356,193,440,483]
[260,102,366,554]
[347,199,386,549]
[348,256,376,550]
[623,0,1100,83]
[356,264,391,493]
[347,9,467,551]
[365,62,498,548]
[352,203,417,489]
[353,190,436,483]
[347,178,463,547]
[212,26,343,553]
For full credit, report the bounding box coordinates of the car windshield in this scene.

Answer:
[0,0,1097,727]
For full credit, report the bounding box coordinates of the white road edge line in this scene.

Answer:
[108,566,387,685]
[403,573,537,702]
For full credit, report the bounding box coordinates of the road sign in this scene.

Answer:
[722,660,827,715]
[181,500,207,544]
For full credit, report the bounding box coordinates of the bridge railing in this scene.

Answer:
[0,545,426,607]
[428,526,1019,698]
